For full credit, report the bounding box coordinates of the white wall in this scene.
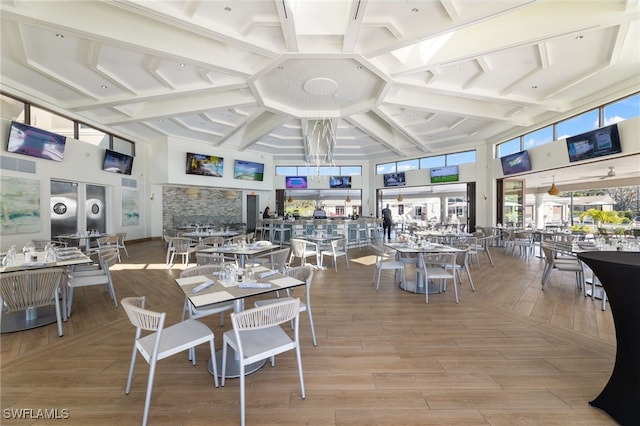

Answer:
[0,117,149,250]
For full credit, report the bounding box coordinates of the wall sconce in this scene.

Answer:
[224,190,238,200]
[150,192,155,201]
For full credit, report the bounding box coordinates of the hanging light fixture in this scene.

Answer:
[547,176,560,196]
[287,193,293,203]
[345,191,351,203]
[397,189,403,202]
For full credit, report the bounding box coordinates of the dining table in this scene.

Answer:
[181,230,239,244]
[197,243,280,268]
[1,248,92,333]
[57,232,114,253]
[384,242,462,294]
[175,264,305,378]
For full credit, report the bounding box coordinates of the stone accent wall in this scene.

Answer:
[162,186,242,230]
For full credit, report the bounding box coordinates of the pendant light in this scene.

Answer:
[397,189,403,202]
[547,176,560,196]
[287,194,293,203]
[345,191,351,203]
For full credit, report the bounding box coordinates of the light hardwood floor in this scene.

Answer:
[1,240,618,425]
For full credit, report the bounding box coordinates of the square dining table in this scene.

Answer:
[175,264,305,378]
[384,242,462,294]
[197,243,280,268]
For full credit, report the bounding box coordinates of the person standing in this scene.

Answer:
[382,204,392,241]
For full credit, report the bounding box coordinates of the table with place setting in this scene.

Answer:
[384,241,462,294]
[181,229,239,244]
[57,232,115,253]
[174,264,305,378]
[1,246,92,333]
[197,242,280,268]
[303,233,343,269]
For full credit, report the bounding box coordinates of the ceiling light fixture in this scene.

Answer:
[397,190,403,202]
[547,176,560,196]
[345,192,351,203]
[287,194,293,203]
[303,77,338,177]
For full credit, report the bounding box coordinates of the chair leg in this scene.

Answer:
[306,307,317,347]
[54,294,63,337]
[142,358,158,426]
[209,338,219,388]
[295,344,306,400]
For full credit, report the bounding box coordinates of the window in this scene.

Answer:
[604,93,640,124]
[0,94,26,121]
[113,137,135,156]
[397,159,419,171]
[419,156,445,169]
[30,107,75,140]
[376,163,396,174]
[556,110,598,140]
[341,166,362,175]
[523,126,553,149]
[276,166,297,176]
[446,150,476,165]
[497,138,521,157]
[78,123,109,147]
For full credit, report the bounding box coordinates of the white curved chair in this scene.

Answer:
[0,268,65,336]
[420,253,458,303]
[66,246,119,317]
[371,244,405,291]
[221,298,304,426]
[289,238,317,267]
[254,266,317,346]
[168,237,195,268]
[121,296,218,426]
[320,236,349,272]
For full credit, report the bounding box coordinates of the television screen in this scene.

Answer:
[102,149,133,175]
[6,121,66,162]
[329,176,352,188]
[285,176,307,189]
[383,172,406,187]
[501,150,532,175]
[430,165,459,183]
[186,152,223,177]
[566,124,622,162]
[234,160,264,181]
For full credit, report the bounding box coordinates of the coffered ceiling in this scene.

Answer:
[1,0,639,169]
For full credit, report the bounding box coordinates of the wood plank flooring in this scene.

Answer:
[1,240,618,425]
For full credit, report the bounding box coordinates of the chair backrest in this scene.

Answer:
[269,247,291,272]
[290,239,309,256]
[422,253,456,270]
[202,236,224,246]
[171,237,192,253]
[231,298,300,332]
[99,246,120,268]
[116,232,127,245]
[0,268,65,312]
[97,235,119,247]
[285,266,314,299]
[331,236,347,252]
[180,264,225,278]
[121,296,165,332]
[452,245,470,266]
[195,252,225,265]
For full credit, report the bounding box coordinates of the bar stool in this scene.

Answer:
[271,219,291,245]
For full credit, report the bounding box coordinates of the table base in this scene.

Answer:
[400,279,442,294]
[1,306,58,334]
[208,349,266,378]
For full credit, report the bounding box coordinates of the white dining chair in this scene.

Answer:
[66,246,119,317]
[221,298,304,426]
[371,244,405,291]
[0,268,66,336]
[320,236,350,272]
[420,252,458,303]
[254,266,317,346]
[121,296,218,426]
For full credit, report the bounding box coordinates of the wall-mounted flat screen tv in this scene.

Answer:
[6,121,66,162]
[430,165,459,183]
[501,150,532,175]
[102,149,133,175]
[234,160,264,181]
[566,124,622,163]
[383,172,406,187]
[285,176,307,189]
[186,152,223,177]
[329,176,352,188]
